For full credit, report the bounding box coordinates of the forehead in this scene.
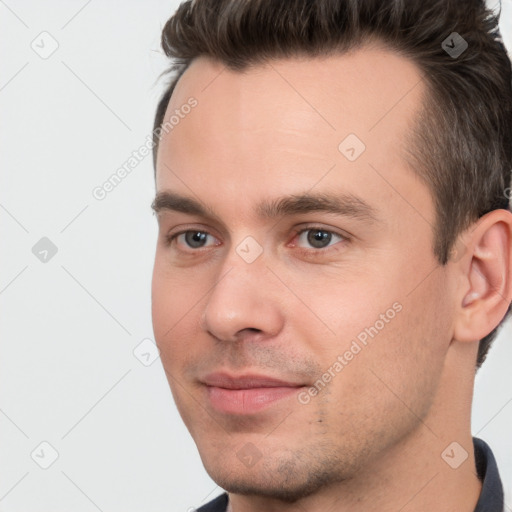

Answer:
[155,46,430,227]
[162,45,424,135]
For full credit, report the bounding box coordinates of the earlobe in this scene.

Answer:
[453,210,512,343]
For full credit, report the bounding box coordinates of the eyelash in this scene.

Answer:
[164,226,349,256]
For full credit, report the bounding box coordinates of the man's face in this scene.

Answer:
[152,47,455,500]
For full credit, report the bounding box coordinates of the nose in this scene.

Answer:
[199,251,284,343]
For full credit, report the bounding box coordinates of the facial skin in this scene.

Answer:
[151,46,512,512]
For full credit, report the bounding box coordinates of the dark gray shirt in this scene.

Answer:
[197,437,504,512]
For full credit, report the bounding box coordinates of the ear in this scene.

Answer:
[453,209,512,343]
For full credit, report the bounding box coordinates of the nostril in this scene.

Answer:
[233,327,263,340]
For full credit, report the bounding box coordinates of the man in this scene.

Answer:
[150,0,512,510]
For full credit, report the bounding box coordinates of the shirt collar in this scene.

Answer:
[472,437,504,512]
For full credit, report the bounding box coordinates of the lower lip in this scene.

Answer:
[205,385,302,414]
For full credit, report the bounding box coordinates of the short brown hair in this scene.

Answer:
[152,0,512,369]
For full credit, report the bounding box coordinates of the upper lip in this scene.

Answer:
[202,372,304,390]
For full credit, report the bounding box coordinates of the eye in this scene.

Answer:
[293,227,346,250]
[164,226,348,254]
[166,230,219,250]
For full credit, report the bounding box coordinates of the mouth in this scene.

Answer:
[201,372,306,415]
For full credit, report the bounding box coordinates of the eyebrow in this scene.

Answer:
[151,190,378,223]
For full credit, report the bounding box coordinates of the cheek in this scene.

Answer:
[151,261,204,362]
[152,253,210,324]
[308,306,444,448]
[298,264,451,400]
[350,275,452,415]
[284,264,401,356]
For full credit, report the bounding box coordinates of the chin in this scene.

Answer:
[200,449,348,504]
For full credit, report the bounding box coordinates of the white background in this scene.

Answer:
[1,1,511,510]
